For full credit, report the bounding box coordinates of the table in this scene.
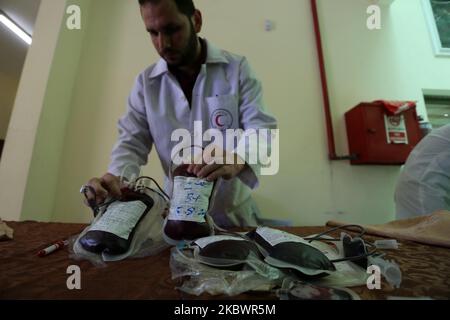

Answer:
[1,221,449,300]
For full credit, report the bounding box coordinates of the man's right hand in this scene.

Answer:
[83,173,123,206]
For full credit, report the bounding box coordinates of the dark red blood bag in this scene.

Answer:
[246,227,336,278]
[192,235,262,270]
[79,188,154,255]
[163,164,215,244]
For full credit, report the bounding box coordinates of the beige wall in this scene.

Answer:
[3,0,450,225]
[0,72,19,140]
[317,0,450,224]
[52,0,160,223]
[21,0,91,221]
[0,0,67,221]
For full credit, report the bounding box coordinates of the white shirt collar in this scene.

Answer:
[148,38,229,79]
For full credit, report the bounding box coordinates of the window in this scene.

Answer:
[423,0,450,56]
[424,94,450,128]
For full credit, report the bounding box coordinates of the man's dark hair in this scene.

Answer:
[138,0,195,17]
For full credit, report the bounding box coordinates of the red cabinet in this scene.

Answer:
[345,102,422,165]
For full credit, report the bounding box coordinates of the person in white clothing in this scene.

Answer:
[394,123,450,219]
[83,0,278,227]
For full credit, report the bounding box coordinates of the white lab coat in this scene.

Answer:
[108,39,278,227]
[395,124,450,219]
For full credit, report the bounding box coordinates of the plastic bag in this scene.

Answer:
[71,186,169,265]
[368,255,402,288]
[277,277,360,300]
[169,247,282,296]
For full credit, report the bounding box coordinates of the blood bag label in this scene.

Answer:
[194,235,245,248]
[168,176,213,222]
[89,200,147,240]
[256,227,310,246]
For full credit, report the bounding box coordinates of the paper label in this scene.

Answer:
[89,201,147,240]
[384,114,408,144]
[168,176,213,223]
[194,235,245,248]
[256,227,310,246]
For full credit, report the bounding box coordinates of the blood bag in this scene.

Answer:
[74,175,170,264]
[247,227,336,278]
[79,187,155,255]
[192,234,262,270]
[163,164,216,245]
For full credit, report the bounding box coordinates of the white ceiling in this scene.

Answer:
[0,0,41,78]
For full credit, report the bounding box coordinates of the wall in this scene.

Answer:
[0,0,67,221]
[0,0,41,142]
[317,0,450,224]
[52,0,161,222]
[21,0,92,221]
[4,0,450,225]
[0,72,19,140]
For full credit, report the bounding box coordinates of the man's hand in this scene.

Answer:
[186,146,246,181]
[82,173,123,206]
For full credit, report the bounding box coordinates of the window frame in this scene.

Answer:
[422,0,450,57]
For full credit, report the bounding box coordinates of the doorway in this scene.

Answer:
[0,0,41,159]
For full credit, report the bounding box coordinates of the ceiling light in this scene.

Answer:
[0,11,32,45]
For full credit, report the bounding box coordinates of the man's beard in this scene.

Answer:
[165,20,199,68]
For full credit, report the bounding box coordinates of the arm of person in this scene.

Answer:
[419,151,450,215]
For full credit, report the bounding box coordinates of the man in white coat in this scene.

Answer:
[84,0,278,227]
[395,123,450,219]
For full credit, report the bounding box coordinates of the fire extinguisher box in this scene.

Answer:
[345,102,422,165]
